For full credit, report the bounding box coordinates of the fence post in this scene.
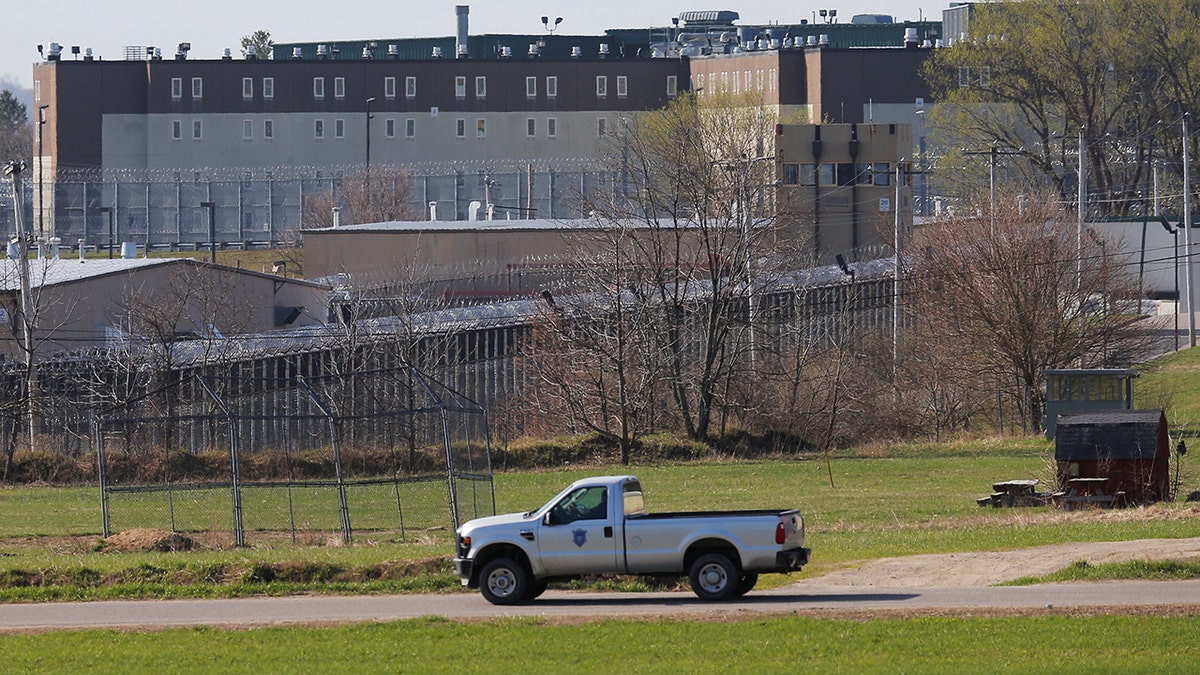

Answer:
[94,416,110,538]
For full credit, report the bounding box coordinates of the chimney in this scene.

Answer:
[456,5,470,59]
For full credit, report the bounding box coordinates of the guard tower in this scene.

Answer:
[1043,368,1137,439]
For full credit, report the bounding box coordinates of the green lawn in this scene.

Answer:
[3,614,1198,674]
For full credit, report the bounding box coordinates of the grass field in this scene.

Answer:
[3,614,1198,673]
[2,438,1198,600]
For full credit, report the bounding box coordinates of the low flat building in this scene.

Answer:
[0,255,330,362]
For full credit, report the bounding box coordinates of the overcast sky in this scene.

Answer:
[3,0,942,90]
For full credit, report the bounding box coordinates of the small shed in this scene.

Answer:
[1054,409,1169,503]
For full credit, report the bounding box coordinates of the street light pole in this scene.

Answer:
[37,104,48,239]
[96,206,113,259]
[200,201,216,263]
[365,96,376,186]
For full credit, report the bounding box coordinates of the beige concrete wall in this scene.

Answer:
[106,111,628,171]
[0,261,328,361]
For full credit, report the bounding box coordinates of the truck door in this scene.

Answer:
[536,485,620,575]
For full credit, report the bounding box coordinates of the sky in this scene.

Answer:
[2,0,943,91]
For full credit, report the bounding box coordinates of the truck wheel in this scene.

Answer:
[688,553,739,601]
[734,572,758,596]
[479,558,528,605]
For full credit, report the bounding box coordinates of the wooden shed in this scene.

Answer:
[1054,409,1170,503]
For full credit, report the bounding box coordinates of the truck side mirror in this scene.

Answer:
[543,512,556,526]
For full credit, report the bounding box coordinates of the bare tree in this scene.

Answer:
[523,233,663,464]
[908,192,1156,431]
[567,92,781,443]
[303,166,420,229]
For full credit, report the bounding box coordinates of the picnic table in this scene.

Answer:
[1052,477,1125,510]
[978,479,1042,507]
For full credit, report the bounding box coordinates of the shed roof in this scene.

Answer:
[1054,409,1164,461]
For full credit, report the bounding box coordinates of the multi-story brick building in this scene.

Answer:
[28,7,937,256]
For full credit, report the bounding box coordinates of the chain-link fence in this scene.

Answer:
[37,163,616,249]
[95,366,494,546]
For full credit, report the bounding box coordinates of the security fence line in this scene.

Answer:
[94,366,496,546]
[29,166,617,248]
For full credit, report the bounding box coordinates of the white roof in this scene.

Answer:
[0,257,174,291]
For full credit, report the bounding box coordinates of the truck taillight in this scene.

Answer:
[775,522,786,544]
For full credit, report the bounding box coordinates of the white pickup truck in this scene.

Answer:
[453,475,810,604]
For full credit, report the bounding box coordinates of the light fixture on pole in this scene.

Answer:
[541,16,563,34]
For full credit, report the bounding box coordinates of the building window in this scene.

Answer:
[171,78,182,100]
[456,118,465,138]
[526,76,537,98]
[958,67,972,88]
[34,80,40,102]
[384,76,396,99]
[455,76,466,98]
[171,120,182,140]
[313,77,325,99]
[818,164,836,186]
[192,120,202,140]
[596,75,607,98]
[979,66,991,87]
[475,76,486,98]
[733,71,740,94]
[597,117,607,137]
[405,118,415,138]
[406,76,417,98]
[242,78,253,99]
[314,119,324,139]
[476,118,486,138]
[547,76,557,98]
[191,77,203,99]
[757,70,764,90]
[801,164,817,186]
[385,118,396,138]
[783,163,800,185]
[334,119,345,139]
[527,118,536,137]
[616,75,628,98]
[770,69,777,92]
[243,119,253,140]
[264,119,274,140]
[873,163,891,186]
[721,72,728,92]
[667,75,677,98]
[263,77,274,100]
[547,117,556,138]
[334,77,345,99]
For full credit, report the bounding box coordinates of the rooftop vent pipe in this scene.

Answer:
[456,5,469,59]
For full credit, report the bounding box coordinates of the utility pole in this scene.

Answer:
[1184,114,1196,347]
[6,161,37,453]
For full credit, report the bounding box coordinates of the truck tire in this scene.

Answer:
[734,572,758,596]
[688,552,739,601]
[479,558,529,605]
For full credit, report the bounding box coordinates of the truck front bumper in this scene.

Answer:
[776,547,811,571]
[453,557,473,586]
